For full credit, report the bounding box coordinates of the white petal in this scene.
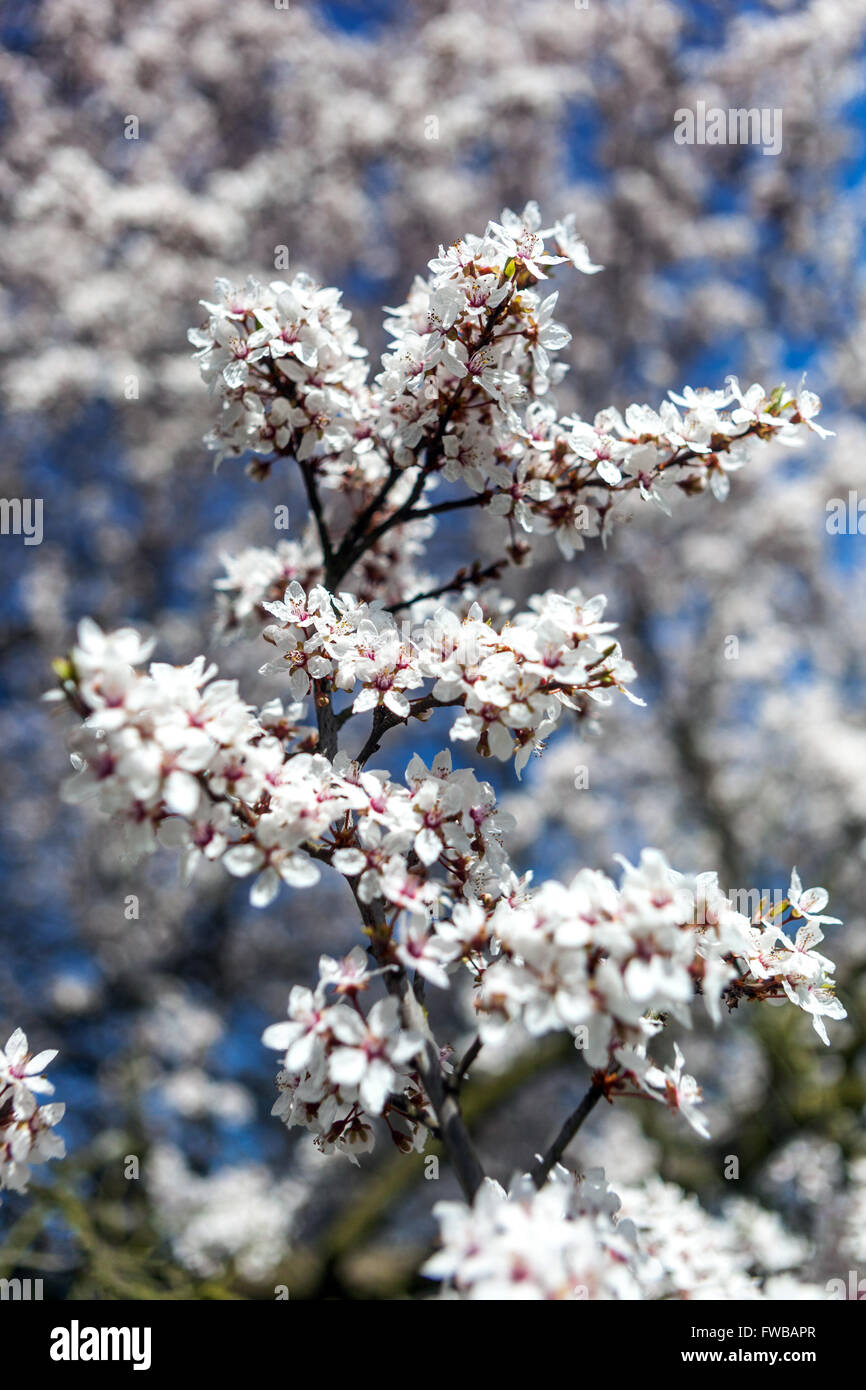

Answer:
[328,1046,367,1089]
[414,827,443,867]
[251,866,281,907]
[261,1021,293,1052]
[222,844,265,877]
[163,770,201,818]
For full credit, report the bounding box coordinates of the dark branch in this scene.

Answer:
[383,965,486,1202]
[299,461,334,566]
[354,693,462,767]
[449,1034,482,1094]
[386,559,507,613]
[328,289,516,586]
[313,679,339,760]
[530,1078,606,1189]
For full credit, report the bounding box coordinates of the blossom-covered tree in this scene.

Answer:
[50,203,847,1297]
[3,0,866,1301]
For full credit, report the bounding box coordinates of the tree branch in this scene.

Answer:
[313,679,339,760]
[354,693,462,767]
[449,1034,482,1094]
[404,492,492,522]
[386,558,507,613]
[326,462,401,587]
[530,1077,606,1189]
[299,461,334,567]
[384,965,486,1202]
[328,288,515,586]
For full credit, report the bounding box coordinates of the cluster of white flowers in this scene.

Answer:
[262,949,428,1161]
[55,620,520,911]
[260,580,638,773]
[57,618,319,880]
[190,205,830,594]
[425,1166,826,1301]
[427,854,845,1136]
[147,1143,306,1282]
[424,1167,641,1300]
[254,856,845,1162]
[212,525,439,640]
[0,1029,65,1200]
[56,616,846,1157]
[188,274,372,476]
[54,200,846,1292]
[376,204,590,446]
[377,206,828,543]
[330,749,516,919]
[214,537,323,640]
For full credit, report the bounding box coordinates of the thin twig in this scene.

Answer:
[404,492,491,522]
[386,558,507,613]
[530,1078,606,1189]
[450,1035,482,1094]
[299,461,333,566]
[354,694,462,767]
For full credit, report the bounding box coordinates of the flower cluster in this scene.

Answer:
[732,871,846,1046]
[55,616,845,1154]
[424,1166,641,1300]
[53,201,846,1293]
[424,1166,825,1301]
[331,748,516,921]
[376,203,590,449]
[188,274,372,475]
[254,853,845,1163]
[213,527,436,638]
[191,205,830,598]
[53,620,519,911]
[260,580,639,772]
[57,618,321,879]
[425,853,845,1135]
[0,1029,66,1200]
[376,205,829,551]
[214,536,323,640]
[262,949,427,1161]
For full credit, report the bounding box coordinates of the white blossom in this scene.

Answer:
[0,1030,66,1200]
